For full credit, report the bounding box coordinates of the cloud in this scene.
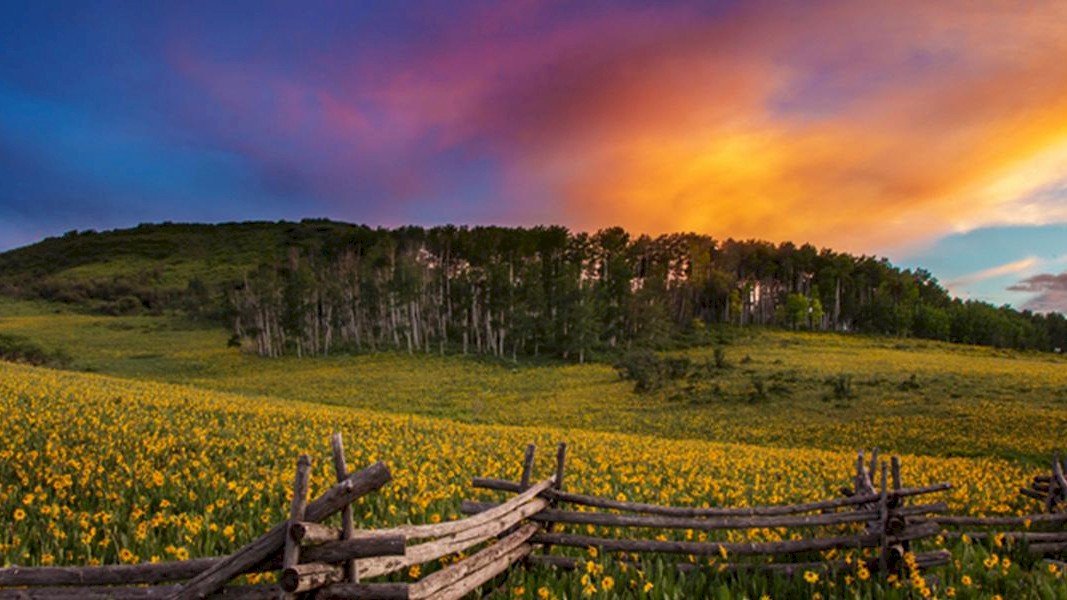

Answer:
[163,0,1067,253]
[6,0,1057,253]
[1008,272,1067,313]
[947,257,1039,289]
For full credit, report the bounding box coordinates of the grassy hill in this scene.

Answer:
[0,219,363,312]
[2,297,1064,463]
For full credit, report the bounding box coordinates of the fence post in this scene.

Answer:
[555,443,567,492]
[878,461,889,575]
[520,444,536,490]
[282,455,312,599]
[331,433,358,583]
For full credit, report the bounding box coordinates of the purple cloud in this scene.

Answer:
[1008,272,1067,313]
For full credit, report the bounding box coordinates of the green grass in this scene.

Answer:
[2,298,1065,464]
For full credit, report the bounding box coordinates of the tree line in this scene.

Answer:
[226,223,1067,359]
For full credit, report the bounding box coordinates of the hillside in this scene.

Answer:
[2,297,1065,463]
[1,221,1064,355]
[0,220,370,313]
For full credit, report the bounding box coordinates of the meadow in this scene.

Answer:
[1,298,1065,462]
[2,298,1067,597]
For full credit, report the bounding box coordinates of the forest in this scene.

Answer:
[223,222,1067,359]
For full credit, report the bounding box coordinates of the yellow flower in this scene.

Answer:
[857,567,870,581]
[961,575,972,587]
[13,508,26,521]
[512,586,524,596]
[407,564,420,579]
[804,570,819,584]
[644,582,654,593]
[601,576,614,591]
[537,587,551,600]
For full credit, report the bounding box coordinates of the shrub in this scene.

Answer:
[827,374,855,400]
[0,334,71,368]
[713,347,729,369]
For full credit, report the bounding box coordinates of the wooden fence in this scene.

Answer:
[466,446,951,581]
[2,438,1066,599]
[925,452,1067,558]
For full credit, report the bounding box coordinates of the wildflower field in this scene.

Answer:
[2,299,1067,597]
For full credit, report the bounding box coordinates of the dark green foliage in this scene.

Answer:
[826,374,855,401]
[713,347,729,369]
[615,349,669,392]
[899,373,922,391]
[0,334,71,367]
[2,220,1066,357]
[748,375,767,403]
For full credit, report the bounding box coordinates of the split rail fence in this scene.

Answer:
[926,452,1067,560]
[2,437,1066,599]
[466,446,951,580]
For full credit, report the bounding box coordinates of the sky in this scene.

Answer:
[1,1,1066,312]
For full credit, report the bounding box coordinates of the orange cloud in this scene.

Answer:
[481,1,1067,252]
[170,1,1067,252]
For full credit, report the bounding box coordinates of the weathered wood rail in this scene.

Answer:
[6,440,1067,599]
[0,435,557,600]
[465,445,952,582]
[923,452,1067,566]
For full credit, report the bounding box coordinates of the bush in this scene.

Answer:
[615,349,668,393]
[0,334,71,368]
[827,374,855,400]
[713,347,729,369]
[899,374,922,391]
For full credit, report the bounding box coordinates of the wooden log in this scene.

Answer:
[519,444,535,489]
[281,563,338,594]
[346,478,554,542]
[409,524,539,600]
[423,543,532,600]
[471,477,951,517]
[554,443,567,492]
[460,500,947,531]
[1030,541,1067,555]
[355,498,549,580]
[331,433,359,583]
[868,449,879,490]
[926,513,1067,527]
[168,461,390,600]
[1021,487,1049,502]
[291,583,409,600]
[0,560,219,587]
[878,462,889,574]
[291,522,340,545]
[0,535,403,590]
[943,530,1067,543]
[301,535,406,564]
[528,548,952,576]
[528,521,938,557]
[0,585,283,600]
[1053,455,1067,506]
[281,455,312,599]
[891,457,902,491]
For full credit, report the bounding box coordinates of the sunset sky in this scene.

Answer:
[2,1,1066,311]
